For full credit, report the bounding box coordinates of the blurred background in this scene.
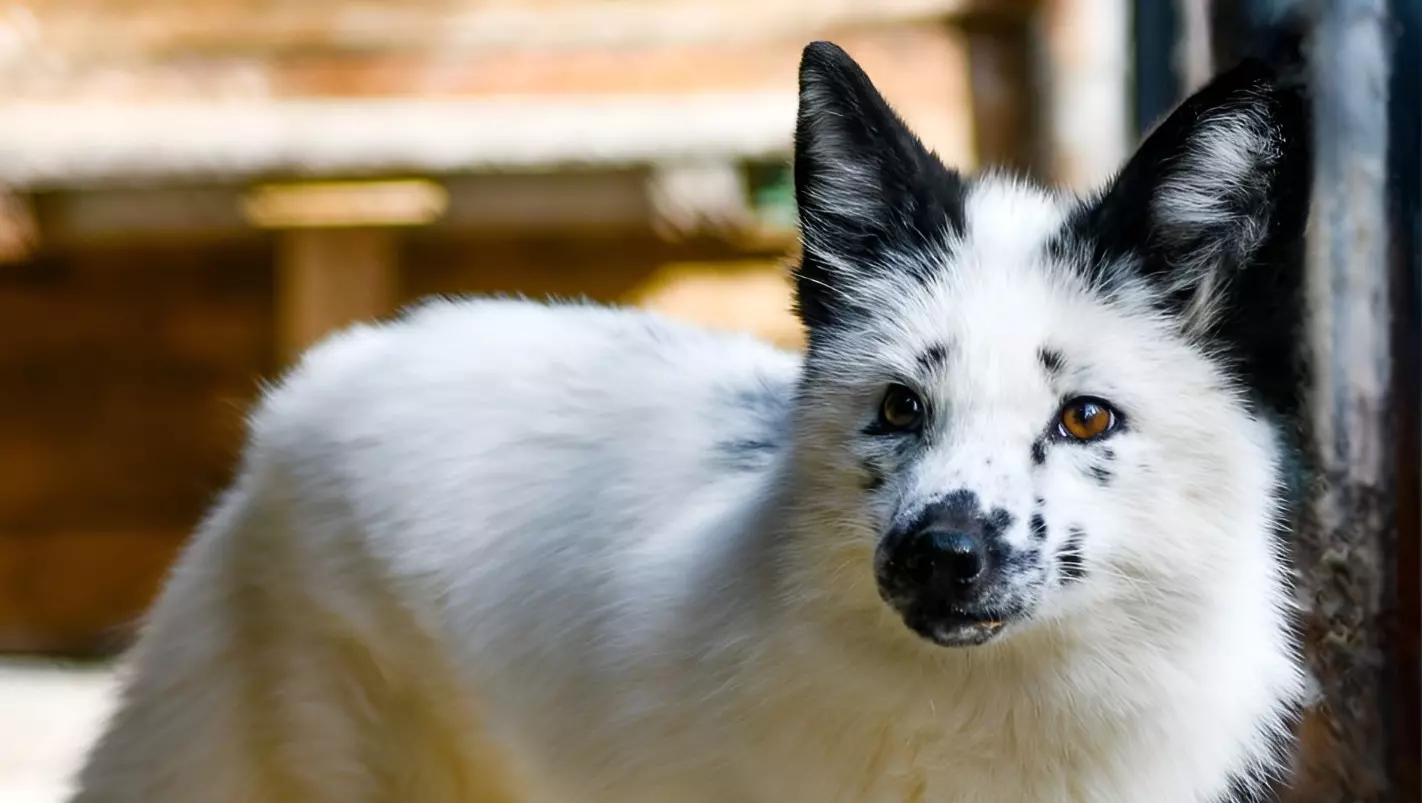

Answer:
[0,1,1416,802]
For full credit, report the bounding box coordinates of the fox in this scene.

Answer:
[68,35,1313,803]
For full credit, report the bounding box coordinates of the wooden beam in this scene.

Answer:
[9,1,1002,61]
[274,228,399,365]
[242,179,447,230]
[32,172,659,248]
[0,23,976,189]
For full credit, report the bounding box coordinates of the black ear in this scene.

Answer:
[792,42,968,334]
[1064,38,1312,414]
[1069,43,1311,323]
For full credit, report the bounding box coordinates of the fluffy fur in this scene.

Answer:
[68,40,1313,803]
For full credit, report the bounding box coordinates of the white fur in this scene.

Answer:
[68,176,1303,803]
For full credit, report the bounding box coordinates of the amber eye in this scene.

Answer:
[1057,397,1119,441]
[878,384,926,432]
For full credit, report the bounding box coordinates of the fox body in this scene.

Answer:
[70,39,1312,803]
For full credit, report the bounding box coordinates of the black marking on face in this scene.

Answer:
[1002,547,1042,572]
[985,508,1013,537]
[1038,347,1064,376]
[791,42,969,339]
[860,459,885,491]
[1031,440,1047,466]
[1089,444,1117,485]
[1030,513,1048,542]
[939,489,979,517]
[1058,528,1087,583]
[916,342,950,375]
[896,490,981,539]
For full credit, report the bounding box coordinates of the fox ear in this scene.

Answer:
[791,41,967,334]
[1067,50,1312,328]
[1062,36,1312,415]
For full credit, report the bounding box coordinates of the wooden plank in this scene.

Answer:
[275,228,398,364]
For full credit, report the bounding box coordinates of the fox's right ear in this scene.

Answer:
[791,42,967,335]
[1063,28,1312,331]
[1060,18,1312,416]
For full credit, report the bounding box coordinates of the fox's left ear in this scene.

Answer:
[1066,47,1312,331]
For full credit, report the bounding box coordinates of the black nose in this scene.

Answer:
[923,529,986,586]
[905,528,987,590]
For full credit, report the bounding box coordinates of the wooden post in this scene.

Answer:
[0,188,37,264]
[961,11,1038,176]
[1286,2,1408,801]
[274,229,399,365]
[241,179,447,365]
[1034,0,1132,190]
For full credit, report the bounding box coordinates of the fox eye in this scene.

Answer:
[1056,397,1120,442]
[878,384,926,432]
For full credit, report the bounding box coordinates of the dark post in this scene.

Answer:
[1384,0,1421,799]
[1132,0,1180,136]
[1284,1,1415,801]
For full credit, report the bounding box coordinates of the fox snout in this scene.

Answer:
[875,491,1032,647]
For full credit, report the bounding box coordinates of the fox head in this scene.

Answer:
[780,41,1310,662]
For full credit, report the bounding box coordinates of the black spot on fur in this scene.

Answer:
[938,489,979,518]
[1030,513,1048,542]
[916,343,950,374]
[1090,445,1118,485]
[1058,528,1087,582]
[1038,347,1064,375]
[860,460,885,491]
[1031,440,1047,466]
[1003,547,1042,571]
[791,42,968,339]
[985,508,1013,536]
[896,490,982,540]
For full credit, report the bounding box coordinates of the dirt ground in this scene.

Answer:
[0,660,117,803]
